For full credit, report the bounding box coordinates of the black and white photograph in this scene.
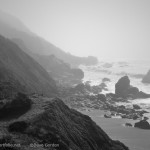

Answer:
[0,0,150,150]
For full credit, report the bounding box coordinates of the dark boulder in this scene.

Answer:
[115,76,130,97]
[133,104,141,109]
[115,76,150,99]
[134,120,150,129]
[125,123,132,127]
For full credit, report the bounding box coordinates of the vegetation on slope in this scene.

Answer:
[4,98,129,150]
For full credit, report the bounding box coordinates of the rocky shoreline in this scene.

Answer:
[60,76,150,130]
[0,75,150,150]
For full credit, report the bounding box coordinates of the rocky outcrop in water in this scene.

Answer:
[133,104,141,109]
[115,76,150,99]
[134,120,150,129]
[115,76,130,97]
[125,123,132,127]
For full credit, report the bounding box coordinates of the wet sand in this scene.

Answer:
[81,110,150,150]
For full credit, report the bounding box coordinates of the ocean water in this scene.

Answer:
[80,60,150,150]
[83,110,150,150]
[80,60,150,109]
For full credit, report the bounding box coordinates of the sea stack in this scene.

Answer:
[115,76,130,97]
[115,76,150,99]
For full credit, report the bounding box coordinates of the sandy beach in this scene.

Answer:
[80,109,150,150]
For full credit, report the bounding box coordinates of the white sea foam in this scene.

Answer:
[80,60,150,109]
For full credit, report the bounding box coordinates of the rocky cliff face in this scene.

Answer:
[32,54,84,85]
[115,76,150,99]
[4,97,129,150]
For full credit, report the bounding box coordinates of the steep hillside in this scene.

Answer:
[32,54,84,84]
[1,97,129,150]
[10,39,84,84]
[0,11,98,66]
[0,35,57,97]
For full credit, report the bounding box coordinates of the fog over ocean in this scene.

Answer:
[80,60,150,150]
[81,60,150,91]
[80,59,150,114]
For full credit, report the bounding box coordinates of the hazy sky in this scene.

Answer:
[0,0,150,60]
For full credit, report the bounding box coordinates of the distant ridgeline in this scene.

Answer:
[0,10,98,86]
[32,54,84,84]
[0,10,98,67]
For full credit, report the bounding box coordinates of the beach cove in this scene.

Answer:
[81,109,150,150]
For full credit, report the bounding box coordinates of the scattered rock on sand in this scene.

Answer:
[115,76,130,97]
[133,104,141,109]
[104,114,111,118]
[125,123,132,127]
[134,120,150,129]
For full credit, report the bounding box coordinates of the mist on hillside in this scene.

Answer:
[0,1,150,150]
[0,0,150,60]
